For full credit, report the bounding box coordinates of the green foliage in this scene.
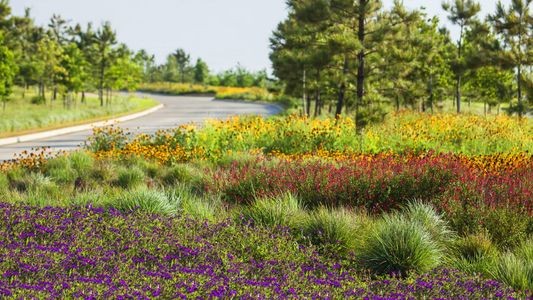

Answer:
[357,214,442,276]
[0,94,158,136]
[482,208,530,249]
[301,207,362,255]
[112,188,176,215]
[490,251,533,292]
[450,232,498,273]
[240,193,303,228]
[0,172,8,191]
[403,201,456,247]
[45,151,94,184]
[0,32,16,111]
[30,95,45,105]
[116,167,145,189]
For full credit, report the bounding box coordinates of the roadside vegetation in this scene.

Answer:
[0,88,157,137]
[0,112,531,297]
[138,82,294,106]
[0,0,532,298]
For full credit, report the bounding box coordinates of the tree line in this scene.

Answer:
[0,0,269,112]
[140,49,270,88]
[270,0,533,126]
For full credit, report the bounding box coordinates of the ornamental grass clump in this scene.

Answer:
[240,193,304,228]
[116,167,145,189]
[403,201,456,247]
[301,207,363,255]
[358,214,442,277]
[112,188,177,215]
[490,251,533,292]
[450,232,499,274]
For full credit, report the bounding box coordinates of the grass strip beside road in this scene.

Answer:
[0,92,159,138]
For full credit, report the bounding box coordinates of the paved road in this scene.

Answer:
[0,93,282,161]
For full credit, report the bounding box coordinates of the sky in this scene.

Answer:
[11,0,509,73]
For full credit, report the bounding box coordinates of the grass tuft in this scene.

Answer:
[358,214,442,276]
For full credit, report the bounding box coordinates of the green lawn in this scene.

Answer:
[0,87,159,138]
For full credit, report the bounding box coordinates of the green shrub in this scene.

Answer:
[20,173,64,206]
[490,252,533,292]
[0,172,8,191]
[181,195,218,221]
[6,168,29,192]
[30,95,45,105]
[112,188,176,215]
[240,193,304,228]
[450,232,498,273]
[301,207,362,255]
[483,208,529,249]
[68,151,95,177]
[404,201,456,247]
[90,160,115,182]
[162,164,195,186]
[116,167,145,189]
[358,214,442,276]
[515,238,533,263]
[46,156,77,184]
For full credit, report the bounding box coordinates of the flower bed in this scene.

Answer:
[0,204,521,299]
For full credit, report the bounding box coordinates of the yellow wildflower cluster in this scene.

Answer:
[0,148,61,172]
[365,112,533,154]
[267,149,532,174]
[138,83,275,102]
[93,141,205,165]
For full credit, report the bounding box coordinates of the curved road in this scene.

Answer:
[0,93,282,161]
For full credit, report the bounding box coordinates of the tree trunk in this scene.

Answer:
[306,94,311,117]
[456,24,464,114]
[81,91,86,104]
[456,75,462,113]
[314,70,321,118]
[302,68,307,117]
[517,64,522,118]
[429,72,434,113]
[336,57,349,118]
[99,60,105,107]
[356,1,367,129]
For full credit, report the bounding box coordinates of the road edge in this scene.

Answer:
[0,104,164,147]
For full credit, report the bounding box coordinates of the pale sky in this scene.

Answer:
[11,0,509,73]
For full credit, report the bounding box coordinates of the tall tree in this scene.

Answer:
[172,48,190,83]
[489,0,533,117]
[442,0,481,113]
[93,22,117,106]
[0,33,16,111]
[193,58,209,84]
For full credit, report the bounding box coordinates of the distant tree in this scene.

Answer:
[33,33,63,102]
[68,23,96,102]
[0,33,16,111]
[93,22,117,106]
[59,42,87,107]
[489,0,533,117]
[48,14,68,45]
[172,48,191,83]
[134,49,156,82]
[467,66,514,114]
[193,58,209,84]
[108,45,142,94]
[442,0,481,113]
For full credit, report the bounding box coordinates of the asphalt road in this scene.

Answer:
[0,93,282,161]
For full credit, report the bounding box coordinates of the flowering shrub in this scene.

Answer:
[211,153,532,215]
[0,203,521,298]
